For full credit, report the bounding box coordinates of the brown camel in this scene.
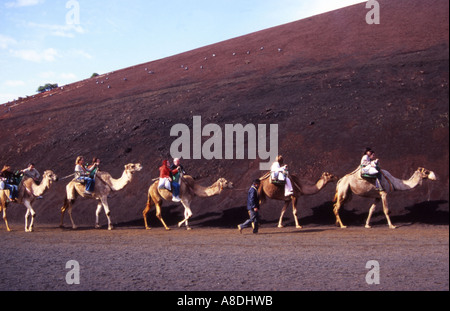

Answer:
[333,167,437,229]
[143,175,233,230]
[0,170,58,232]
[259,172,338,228]
[60,163,142,230]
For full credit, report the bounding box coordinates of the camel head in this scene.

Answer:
[217,178,234,192]
[42,170,58,183]
[321,172,338,183]
[417,167,437,181]
[124,163,143,174]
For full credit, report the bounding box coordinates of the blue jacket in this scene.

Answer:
[247,185,260,211]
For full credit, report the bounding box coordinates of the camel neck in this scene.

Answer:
[108,170,132,191]
[30,178,49,197]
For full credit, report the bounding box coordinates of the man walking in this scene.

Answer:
[238,179,261,234]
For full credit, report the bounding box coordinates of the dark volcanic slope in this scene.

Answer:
[1,0,448,228]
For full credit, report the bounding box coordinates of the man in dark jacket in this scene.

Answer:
[238,179,261,234]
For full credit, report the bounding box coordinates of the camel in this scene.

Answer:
[258,172,338,228]
[333,167,437,229]
[60,163,142,230]
[0,170,58,232]
[143,175,233,230]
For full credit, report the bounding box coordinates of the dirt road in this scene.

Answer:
[0,222,447,291]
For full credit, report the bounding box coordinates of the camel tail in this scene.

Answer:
[145,194,151,210]
[145,188,154,211]
[258,187,267,204]
[61,195,69,212]
[333,176,352,206]
[333,191,338,203]
[61,189,77,212]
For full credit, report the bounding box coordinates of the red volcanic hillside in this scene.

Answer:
[1,0,448,228]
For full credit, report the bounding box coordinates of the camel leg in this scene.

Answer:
[178,203,193,230]
[185,207,193,230]
[142,201,152,230]
[1,192,12,231]
[23,201,36,232]
[155,202,170,230]
[333,199,347,229]
[28,207,36,232]
[380,192,396,229]
[100,197,113,230]
[365,199,379,229]
[61,197,77,229]
[278,201,289,228]
[291,197,302,229]
[24,209,30,232]
[95,201,102,229]
[60,198,68,228]
[2,205,12,232]
[67,204,77,230]
[60,206,66,228]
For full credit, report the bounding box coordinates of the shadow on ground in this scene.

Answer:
[116,200,449,229]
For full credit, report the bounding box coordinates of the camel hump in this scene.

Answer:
[95,171,114,183]
[21,176,34,188]
[350,166,362,175]
[95,171,110,179]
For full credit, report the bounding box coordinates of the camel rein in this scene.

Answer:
[59,172,111,191]
[60,173,75,180]
[380,171,394,192]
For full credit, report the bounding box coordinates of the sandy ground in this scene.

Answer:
[0,222,447,292]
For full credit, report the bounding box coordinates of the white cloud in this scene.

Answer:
[4,80,25,87]
[0,34,17,49]
[60,73,77,80]
[72,49,92,59]
[5,0,42,8]
[10,47,59,62]
[39,71,77,80]
[27,22,86,38]
[39,71,56,79]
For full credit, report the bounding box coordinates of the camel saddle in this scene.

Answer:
[72,177,86,185]
[358,167,393,191]
[361,173,377,179]
[270,171,288,186]
[270,176,286,186]
[359,165,378,179]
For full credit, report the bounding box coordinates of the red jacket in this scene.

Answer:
[159,160,178,179]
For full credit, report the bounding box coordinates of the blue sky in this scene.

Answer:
[0,0,364,104]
